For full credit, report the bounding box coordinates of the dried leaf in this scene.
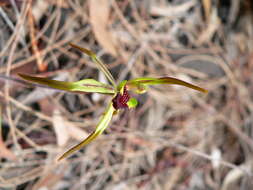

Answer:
[89,0,117,56]
[52,109,69,147]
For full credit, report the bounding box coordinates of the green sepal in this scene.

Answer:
[19,73,115,94]
[69,43,117,89]
[127,77,208,93]
[126,81,148,94]
[127,98,138,108]
[58,103,115,161]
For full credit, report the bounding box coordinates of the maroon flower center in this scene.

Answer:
[112,87,130,110]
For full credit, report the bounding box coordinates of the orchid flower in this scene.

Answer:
[19,43,208,161]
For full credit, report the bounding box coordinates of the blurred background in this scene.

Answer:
[0,0,253,189]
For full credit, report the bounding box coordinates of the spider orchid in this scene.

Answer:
[19,43,208,161]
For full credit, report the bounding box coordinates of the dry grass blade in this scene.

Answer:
[0,166,44,188]
[28,5,47,72]
[0,138,17,160]
[0,107,16,160]
[202,0,212,21]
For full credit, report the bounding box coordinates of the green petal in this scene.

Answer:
[69,43,117,89]
[127,77,208,93]
[58,103,115,161]
[19,73,115,94]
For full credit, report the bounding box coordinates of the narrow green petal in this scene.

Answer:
[69,43,117,89]
[19,73,115,94]
[127,77,208,93]
[128,77,155,82]
[117,80,127,94]
[58,103,115,161]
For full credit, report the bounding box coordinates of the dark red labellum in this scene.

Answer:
[112,87,130,110]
